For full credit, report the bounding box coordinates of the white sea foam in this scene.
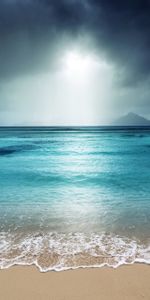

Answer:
[0,232,150,272]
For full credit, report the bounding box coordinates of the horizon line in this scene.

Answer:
[0,125,150,128]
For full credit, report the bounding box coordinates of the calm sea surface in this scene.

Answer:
[0,126,150,271]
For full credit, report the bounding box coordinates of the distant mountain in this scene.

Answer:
[113,112,150,126]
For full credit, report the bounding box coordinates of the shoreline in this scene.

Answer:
[1,231,150,271]
[0,264,150,300]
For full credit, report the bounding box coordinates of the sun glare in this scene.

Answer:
[63,50,95,77]
[66,52,87,70]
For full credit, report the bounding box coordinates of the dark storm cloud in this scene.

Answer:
[89,0,150,85]
[0,0,88,79]
[0,0,150,84]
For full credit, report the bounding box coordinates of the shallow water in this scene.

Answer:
[0,126,150,271]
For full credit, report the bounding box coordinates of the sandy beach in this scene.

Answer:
[0,264,149,300]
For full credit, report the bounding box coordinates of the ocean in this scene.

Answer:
[0,126,150,271]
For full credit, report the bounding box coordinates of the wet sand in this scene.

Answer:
[0,264,150,300]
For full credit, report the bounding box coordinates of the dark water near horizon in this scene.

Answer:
[0,126,150,271]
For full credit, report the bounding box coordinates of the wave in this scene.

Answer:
[0,144,36,156]
[0,232,150,272]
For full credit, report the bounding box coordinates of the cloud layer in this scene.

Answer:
[0,0,150,82]
[0,0,150,124]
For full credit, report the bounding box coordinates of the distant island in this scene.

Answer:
[113,112,150,126]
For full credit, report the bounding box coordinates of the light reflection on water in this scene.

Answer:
[0,127,150,240]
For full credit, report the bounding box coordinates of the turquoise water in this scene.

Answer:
[0,127,150,271]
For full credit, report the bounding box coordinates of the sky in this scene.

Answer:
[0,0,150,125]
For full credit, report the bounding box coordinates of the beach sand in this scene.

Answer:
[0,264,150,300]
